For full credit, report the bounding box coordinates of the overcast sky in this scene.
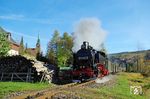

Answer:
[0,0,150,54]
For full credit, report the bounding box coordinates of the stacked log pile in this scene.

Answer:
[0,55,34,73]
[33,61,54,83]
[0,55,54,82]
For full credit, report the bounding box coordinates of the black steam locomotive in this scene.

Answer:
[72,41,108,81]
[58,41,109,83]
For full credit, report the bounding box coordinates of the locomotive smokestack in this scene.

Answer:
[83,41,89,49]
[72,18,107,52]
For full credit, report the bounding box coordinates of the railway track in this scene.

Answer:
[9,80,96,99]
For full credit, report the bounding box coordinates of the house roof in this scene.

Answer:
[0,27,19,45]
[7,32,19,45]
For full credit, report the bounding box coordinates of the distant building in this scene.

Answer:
[26,48,37,56]
[5,31,38,56]
[6,32,19,56]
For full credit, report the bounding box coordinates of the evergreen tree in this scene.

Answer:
[36,34,41,56]
[19,36,24,55]
[47,48,56,65]
[46,30,60,65]
[0,31,10,57]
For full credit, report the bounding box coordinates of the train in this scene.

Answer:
[58,41,109,83]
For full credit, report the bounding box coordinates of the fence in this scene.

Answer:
[0,70,34,82]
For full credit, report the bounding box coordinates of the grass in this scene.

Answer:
[0,73,149,99]
[98,72,150,99]
[56,72,150,99]
[0,82,53,98]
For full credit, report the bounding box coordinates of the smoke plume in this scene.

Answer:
[72,18,107,52]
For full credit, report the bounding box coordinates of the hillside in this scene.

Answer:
[109,50,150,59]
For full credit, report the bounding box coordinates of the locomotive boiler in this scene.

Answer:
[72,41,109,81]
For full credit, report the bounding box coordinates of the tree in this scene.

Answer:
[46,30,60,65]
[36,34,41,53]
[47,48,56,65]
[0,31,10,57]
[57,32,73,66]
[19,36,24,55]
[46,31,73,67]
[142,52,150,76]
[145,52,150,60]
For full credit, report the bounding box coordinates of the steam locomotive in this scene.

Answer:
[58,41,109,84]
[72,41,109,81]
[58,41,109,83]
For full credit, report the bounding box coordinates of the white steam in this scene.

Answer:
[72,18,107,52]
[95,75,113,83]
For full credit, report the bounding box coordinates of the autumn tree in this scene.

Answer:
[141,52,150,76]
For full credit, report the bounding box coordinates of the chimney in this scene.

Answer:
[7,32,11,41]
